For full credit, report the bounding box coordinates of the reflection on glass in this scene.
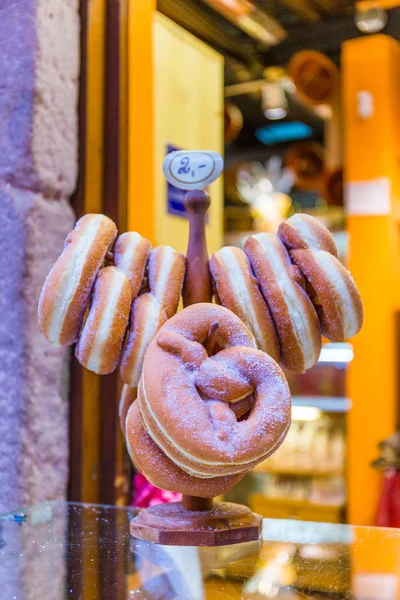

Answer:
[0,502,399,599]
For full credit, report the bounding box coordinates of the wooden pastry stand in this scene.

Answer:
[130,189,262,546]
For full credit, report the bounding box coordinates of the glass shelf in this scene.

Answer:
[0,501,399,599]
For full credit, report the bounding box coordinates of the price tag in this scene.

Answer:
[345,177,391,215]
[163,150,223,190]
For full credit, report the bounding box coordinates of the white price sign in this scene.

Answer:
[345,177,391,216]
[163,150,223,190]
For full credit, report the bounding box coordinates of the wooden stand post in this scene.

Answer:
[130,190,262,546]
[182,189,212,306]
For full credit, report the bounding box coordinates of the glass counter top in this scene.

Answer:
[0,501,399,599]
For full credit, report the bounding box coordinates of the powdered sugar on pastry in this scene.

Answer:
[148,246,185,318]
[114,232,151,298]
[38,214,117,345]
[210,246,279,361]
[120,294,168,387]
[75,266,131,374]
[291,249,363,341]
[137,304,291,479]
[244,233,321,372]
[126,401,245,497]
[278,213,338,257]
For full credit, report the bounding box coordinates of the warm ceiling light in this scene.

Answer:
[292,406,322,422]
[262,82,288,121]
[318,343,354,364]
[212,0,252,16]
[201,0,286,47]
[355,5,387,32]
[265,107,287,120]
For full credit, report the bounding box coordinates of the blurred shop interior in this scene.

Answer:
[72,0,400,530]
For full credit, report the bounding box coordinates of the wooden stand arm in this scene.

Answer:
[182,190,212,307]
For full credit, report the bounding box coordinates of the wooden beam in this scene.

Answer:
[200,0,287,45]
[310,0,341,16]
[98,4,130,595]
[158,0,264,65]
[69,0,87,503]
[263,7,400,66]
[100,0,130,508]
[69,0,106,507]
[80,0,106,511]
[69,0,106,597]
[68,0,132,593]
[280,0,322,21]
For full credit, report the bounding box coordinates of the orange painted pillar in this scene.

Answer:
[342,34,400,525]
[351,526,400,598]
[127,0,155,242]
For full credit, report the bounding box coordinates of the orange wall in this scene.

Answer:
[127,0,155,242]
[343,34,400,525]
[352,526,400,597]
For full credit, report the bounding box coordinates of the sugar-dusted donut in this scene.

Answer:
[75,267,131,374]
[290,249,363,341]
[119,384,137,434]
[119,246,185,387]
[113,232,151,298]
[38,214,117,345]
[148,246,186,318]
[278,213,338,256]
[138,303,291,479]
[209,246,279,361]
[244,233,321,372]
[126,402,244,498]
[120,294,167,387]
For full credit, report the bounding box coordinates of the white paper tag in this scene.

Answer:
[163,150,223,190]
[353,573,397,600]
[345,177,391,215]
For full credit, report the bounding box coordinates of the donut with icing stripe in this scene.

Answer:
[244,233,321,373]
[290,249,363,341]
[120,245,185,387]
[278,213,338,256]
[113,231,151,298]
[38,214,117,345]
[75,266,131,374]
[209,246,279,361]
[120,293,168,387]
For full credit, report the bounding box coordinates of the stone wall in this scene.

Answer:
[0,0,79,514]
[0,2,79,597]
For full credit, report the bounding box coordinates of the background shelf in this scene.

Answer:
[253,465,344,477]
[292,396,351,413]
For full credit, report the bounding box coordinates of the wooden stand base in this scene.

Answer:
[130,501,262,546]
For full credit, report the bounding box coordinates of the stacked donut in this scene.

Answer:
[38,214,186,382]
[125,303,292,497]
[210,213,363,373]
